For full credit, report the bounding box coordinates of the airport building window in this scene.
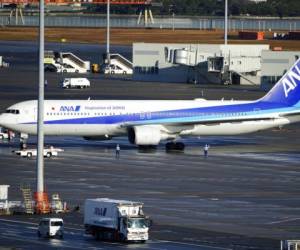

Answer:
[135,66,159,75]
[262,75,282,85]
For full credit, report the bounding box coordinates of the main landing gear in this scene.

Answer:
[165,142,185,152]
[138,145,157,153]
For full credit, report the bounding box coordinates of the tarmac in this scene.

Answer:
[0,41,300,250]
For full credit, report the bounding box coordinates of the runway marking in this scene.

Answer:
[0,235,104,250]
[0,218,36,226]
[0,218,83,232]
[154,239,231,250]
[267,217,300,225]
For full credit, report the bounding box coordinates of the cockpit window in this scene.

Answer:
[5,109,20,114]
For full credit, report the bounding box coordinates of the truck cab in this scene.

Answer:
[37,218,64,239]
[120,216,150,242]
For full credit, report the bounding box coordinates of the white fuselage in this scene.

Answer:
[0,99,296,140]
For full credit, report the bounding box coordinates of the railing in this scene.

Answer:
[0,0,152,4]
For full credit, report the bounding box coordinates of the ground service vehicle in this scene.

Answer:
[62,78,90,89]
[37,218,64,238]
[84,198,151,242]
[44,63,58,72]
[103,64,133,75]
[13,147,63,158]
[0,127,9,140]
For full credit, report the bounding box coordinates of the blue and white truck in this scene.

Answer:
[84,198,151,242]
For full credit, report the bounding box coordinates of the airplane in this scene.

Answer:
[0,59,300,151]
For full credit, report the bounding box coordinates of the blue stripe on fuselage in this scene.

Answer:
[22,101,289,125]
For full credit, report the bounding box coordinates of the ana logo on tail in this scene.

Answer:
[282,63,300,98]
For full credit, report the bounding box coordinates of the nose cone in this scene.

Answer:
[0,113,9,128]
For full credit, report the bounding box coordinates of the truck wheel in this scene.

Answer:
[63,70,67,73]
[119,233,126,242]
[111,71,115,74]
[46,152,52,158]
[27,152,32,158]
[95,231,102,240]
[123,71,127,75]
[75,70,79,73]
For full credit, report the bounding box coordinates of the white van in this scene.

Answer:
[37,218,64,238]
[62,78,90,89]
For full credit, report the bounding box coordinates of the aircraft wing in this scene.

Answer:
[120,115,276,128]
[279,111,300,117]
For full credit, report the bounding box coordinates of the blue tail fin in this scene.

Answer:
[261,58,300,106]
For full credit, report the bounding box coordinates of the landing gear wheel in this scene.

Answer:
[165,142,185,152]
[175,142,185,151]
[138,145,157,152]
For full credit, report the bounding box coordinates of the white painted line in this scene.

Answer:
[156,239,231,250]
[267,217,300,225]
[0,235,103,250]
[0,218,36,226]
[0,218,83,233]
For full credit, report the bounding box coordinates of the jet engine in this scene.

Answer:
[128,126,172,146]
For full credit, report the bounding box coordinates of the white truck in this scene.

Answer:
[84,198,151,242]
[62,78,90,89]
[13,147,64,158]
[0,127,14,140]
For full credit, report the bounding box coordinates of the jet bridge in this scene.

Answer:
[167,45,267,85]
[207,56,262,85]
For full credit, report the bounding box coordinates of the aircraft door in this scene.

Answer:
[34,108,37,122]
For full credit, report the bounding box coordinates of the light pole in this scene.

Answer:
[35,0,46,213]
[172,12,175,31]
[224,0,228,45]
[106,0,110,64]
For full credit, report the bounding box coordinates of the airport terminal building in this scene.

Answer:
[132,43,300,87]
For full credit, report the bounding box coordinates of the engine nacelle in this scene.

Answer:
[128,126,165,145]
